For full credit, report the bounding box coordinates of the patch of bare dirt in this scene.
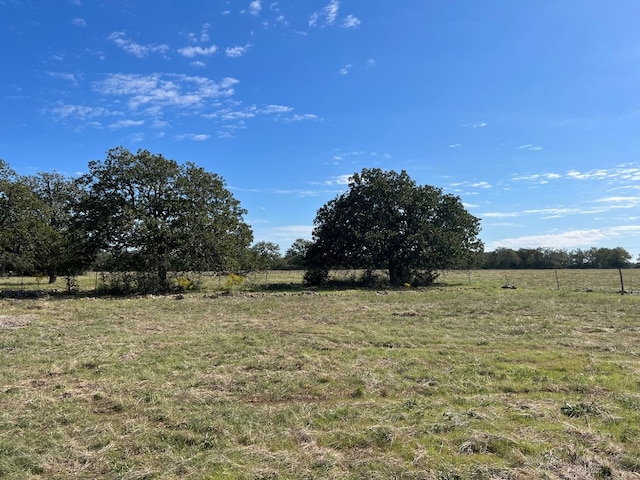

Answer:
[0,314,33,328]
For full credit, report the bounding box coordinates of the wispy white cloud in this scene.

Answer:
[512,172,561,182]
[48,102,119,121]
[182,23,212,43]
[274,225,314,239]
[94,73,238,113]
[284,113,319,122]
[448,143,461,148]
[225,44,252,58]
[151,119,169,129]
[189,61,206,68]
[71,17,86,27]
[221,110,256,121]
[309,0,339,27]
[273,189,322,197]
[463,121,487,128]
[482,212,522,218]
[248,0,262,16]
[126,132,145,143]
[175,133,211,141]
[567,169,610,180]
[46,71,81,86]
[566,166,640,182]
[325,174,351,185]
[259,104,293,114]
[204,103,315,133]
[595,196,640,208]
[108,32,169,58]
[108,119,144,129]
[482,201,633,220]
[199,23,211,42]
[339,64,352,75]
[450,181,492,189]
[178,44,218,58]
[342,14,360,28]
[518,144,543,151]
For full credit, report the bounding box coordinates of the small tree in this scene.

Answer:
[305,168,483,286]
[0,163,77,278]
[24,172,88,283]
[246,241,281,271]
[284,238,313,269]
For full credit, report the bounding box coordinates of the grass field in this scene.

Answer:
[1,270,640,479]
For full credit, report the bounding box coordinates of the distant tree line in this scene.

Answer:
[481,247,635,269]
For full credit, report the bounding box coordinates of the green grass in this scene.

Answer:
[1,270,640,478]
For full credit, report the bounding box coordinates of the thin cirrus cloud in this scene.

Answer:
[595,196,640,208]
[48,102,118,121]
[108,119,144,129]
[176,133,211,142]
[93,73,238,112]
[284,113,319,122]
[309,0,360,29]
[175,133,211,141]
[450,181,492,189]
[462,121,487,128]
[518,144,543,151]
[510,166,640,184]
[512,173,562,182]
[207,104,317,127]
[108,32,169,58]
[309,0,339,27]
[71,17,86,27]
[46,71,81,86]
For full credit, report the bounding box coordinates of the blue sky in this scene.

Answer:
[2,1,640,258]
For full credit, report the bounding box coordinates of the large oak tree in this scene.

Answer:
[304,168,483,286]
[76,147,253,292]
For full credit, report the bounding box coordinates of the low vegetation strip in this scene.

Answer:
[1,272,639,478]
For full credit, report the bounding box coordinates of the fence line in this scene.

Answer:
[0,269,638,294]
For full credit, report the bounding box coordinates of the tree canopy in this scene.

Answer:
[75,147,253,292]
[304,168,483,286]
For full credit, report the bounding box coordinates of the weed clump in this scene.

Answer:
[561,402,602,418]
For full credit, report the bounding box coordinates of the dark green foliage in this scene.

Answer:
[304,168,483,286]
[245,241,282,271]
[75,147,253,292]
[26,172,90,282]
[283,238,313,269]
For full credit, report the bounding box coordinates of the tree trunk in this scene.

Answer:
[158,265,169,292]
[48,273,57,284]
[388,257,411,286]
